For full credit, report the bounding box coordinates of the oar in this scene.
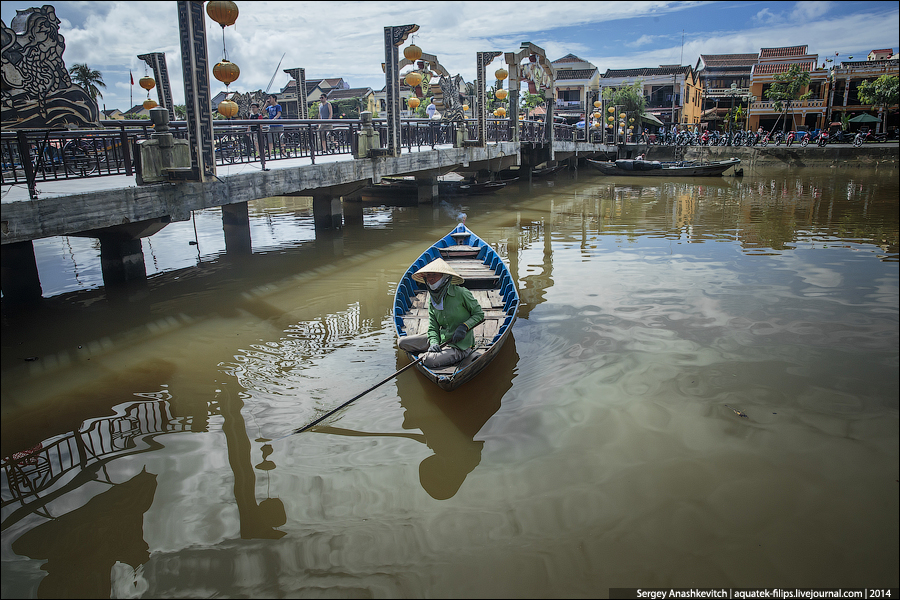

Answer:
[271,344,444,443]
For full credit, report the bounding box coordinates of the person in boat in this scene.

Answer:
[398,258,484,368]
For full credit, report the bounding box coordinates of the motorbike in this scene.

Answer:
[800,131,812,147]
[816,130,829,147]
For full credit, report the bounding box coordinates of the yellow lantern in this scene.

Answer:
[593,112,600,119]
[619,112,626,119]
[407,97,420,110]
[495,89,508,100]
[404,44,422,62]
[607,116,614,123]
[404,71,423,87]
[213,60,240,86]
[497,107,506,117]
[495,68,508,81]
[608,106,615,113]
[462,104,469,112]
[594,100,601,108]
[143,99,158,110]
[592,121,601,128]
[217,99,238,118]
[139,76,156,91]
[629,117,634,123]
[206,1,238,27]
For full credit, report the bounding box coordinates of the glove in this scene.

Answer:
[451,324,468,344]
[427,343,441,353]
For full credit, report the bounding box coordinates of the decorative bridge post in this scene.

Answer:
[176,0,215,182]
[379,24,419,157]
[138,52,175,117]
[472,52,502,147]
[283,67,308,119]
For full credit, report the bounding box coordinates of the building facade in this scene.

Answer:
[694,53,757,131]
[827,56,899,132]
[551,54,600,123]
[747,45,829,132]
[599,65,703,129]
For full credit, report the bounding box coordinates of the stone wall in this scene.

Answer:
[643,144,899,170]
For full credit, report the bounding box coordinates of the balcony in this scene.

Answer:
[705,87,750,98]
[555,100,585,111]
[750,99,825,112]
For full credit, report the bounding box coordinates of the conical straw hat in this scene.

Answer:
[412,257,464,284]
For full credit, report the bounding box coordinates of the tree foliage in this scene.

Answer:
[857,74,899,131]
[68,63,106,104]
[764,64,811,132]
[602,80,647,132]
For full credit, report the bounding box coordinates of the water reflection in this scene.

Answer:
[1,167,897,597]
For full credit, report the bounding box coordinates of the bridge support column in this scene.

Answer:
[343,200,364,228]
[222,202,252,256]
[416,177,438,204]
[1,241,43,303]
[312,194,343,230]
[98,234,147,288]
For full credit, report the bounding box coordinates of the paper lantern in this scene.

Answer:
[403,44,422,62]
[608,106,615,113]
[213,60,240,86]
[407,97,420,109]
[594,100,601,108]
[495,89,508,100]
[217,99,238,118]
[497,107,506,117]
[462,104,469,112]
[404,71,423,87]
[143,99,158,110]
[139,76,156,91]
[619,112,626,119]
[495,68,508,81]
[206,1,238,27]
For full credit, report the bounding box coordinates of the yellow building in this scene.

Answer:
[747,45,829,132]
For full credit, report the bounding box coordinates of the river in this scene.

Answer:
[2,165,898,598]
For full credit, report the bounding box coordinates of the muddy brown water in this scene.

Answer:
[2,166,898,597]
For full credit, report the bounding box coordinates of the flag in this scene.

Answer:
[130,71,134,85]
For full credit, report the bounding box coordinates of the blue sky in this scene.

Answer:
[3,1,898,112]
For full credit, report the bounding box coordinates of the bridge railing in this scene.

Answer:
[2,117,561,197]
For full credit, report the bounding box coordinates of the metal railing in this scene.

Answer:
[3,117,582,198]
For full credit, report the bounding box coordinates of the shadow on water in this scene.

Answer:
[311,334,519,500]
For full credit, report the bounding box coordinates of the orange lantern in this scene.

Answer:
[143,99,158,110]
[408,97,420,110]
[495,89,508,100]
[403,44,422,62]
[213,60,240,87]
[497,107,506,117]
[495,68,508,81]
[218,99,239,118]
[139,76,156,91]
[404,71,423,87]
[462,104,469,112]
[206,1,238,27]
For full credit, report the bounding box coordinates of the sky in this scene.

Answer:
[2,1,898,113]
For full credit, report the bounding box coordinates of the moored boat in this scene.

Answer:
[393,223,519,391]
[361,177,509,199]
[586,157,741,177]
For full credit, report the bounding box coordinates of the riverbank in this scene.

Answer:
[640,142,899,171]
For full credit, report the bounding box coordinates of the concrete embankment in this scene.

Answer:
[642,144,899,172]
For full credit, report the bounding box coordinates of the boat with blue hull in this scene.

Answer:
[393,224,519,391]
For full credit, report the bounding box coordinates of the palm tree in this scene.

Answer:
[68,63,106,106]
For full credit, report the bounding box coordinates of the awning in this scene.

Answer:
[640,113,664,127]
[848,113,881,123]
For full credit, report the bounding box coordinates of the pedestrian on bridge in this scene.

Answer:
[318,93,334,153]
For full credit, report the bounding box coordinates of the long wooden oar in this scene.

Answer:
[271,345,442,442]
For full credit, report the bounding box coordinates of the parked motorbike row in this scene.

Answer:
[642,129,893,147]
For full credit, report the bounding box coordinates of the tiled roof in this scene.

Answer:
[752,61,816,75]
[870,48,894,54]
[555,68,597,80]
[553,53,588,64]
[759,46,808,59]
[326,87,374,99]
[700,54,758,67]
[603,65,689,78]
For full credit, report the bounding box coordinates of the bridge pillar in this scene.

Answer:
[1,241,43,303]
[312,194,343,230]
[222,202,252,256]
[98,234,148,288]
[416,177,438,204]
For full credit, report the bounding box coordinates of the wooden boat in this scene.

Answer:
[362,178,508,198]
[393,223,519,391]
[499,164,565,180]
[586,157,741,177]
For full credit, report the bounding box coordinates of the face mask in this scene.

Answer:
[427,275,449,291]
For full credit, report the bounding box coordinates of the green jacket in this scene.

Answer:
[428,284,484,350]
